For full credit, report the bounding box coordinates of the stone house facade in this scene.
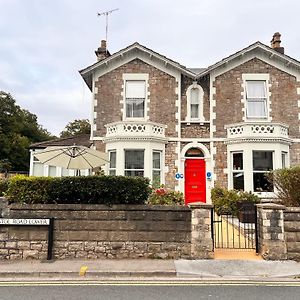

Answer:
[30,33,300,205]
[78,33,300,204]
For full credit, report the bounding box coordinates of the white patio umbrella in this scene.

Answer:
[33,145,109,170]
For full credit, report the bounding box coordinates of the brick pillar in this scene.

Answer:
[256,203,287,260]
[189,203,214,259]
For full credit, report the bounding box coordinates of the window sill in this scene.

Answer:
[181,120,209,125]
[254,191,276,198]
[245,118,269,122]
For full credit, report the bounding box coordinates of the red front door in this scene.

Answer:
[184,159,206,205]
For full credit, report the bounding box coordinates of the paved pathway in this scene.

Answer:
[0,259,300,281]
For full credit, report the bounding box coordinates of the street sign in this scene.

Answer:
[0,218,50,225]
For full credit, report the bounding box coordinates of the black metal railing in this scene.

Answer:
[212,206,258,252]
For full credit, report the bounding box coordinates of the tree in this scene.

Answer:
[0,91,53,172]
[60,119,91,138]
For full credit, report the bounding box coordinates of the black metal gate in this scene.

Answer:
[212,203,258,252]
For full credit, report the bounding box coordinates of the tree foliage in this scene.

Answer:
[0,91,53,171]
[269,167,300,206]
[60,119,91,138]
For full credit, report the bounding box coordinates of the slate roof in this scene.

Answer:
[80,40,300,88]
[79,42,197,90]
[197,41,300,78]
[30,134,92,149]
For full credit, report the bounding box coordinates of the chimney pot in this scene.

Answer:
[95,40,111,61]
[101,40,106,49]
[270,32,284,54]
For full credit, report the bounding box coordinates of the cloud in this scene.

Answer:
[0,0,299,136]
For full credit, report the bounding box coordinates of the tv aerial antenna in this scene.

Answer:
[97,8,119,51]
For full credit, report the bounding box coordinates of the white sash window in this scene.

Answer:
[125,81,146,118]
[245,81,267,118]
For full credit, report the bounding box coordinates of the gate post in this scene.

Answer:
[189,202,214,259]
[256,203,287,260]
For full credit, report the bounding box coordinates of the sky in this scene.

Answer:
[0,0,299,136]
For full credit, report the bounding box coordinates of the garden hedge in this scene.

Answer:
[6,175,151,205]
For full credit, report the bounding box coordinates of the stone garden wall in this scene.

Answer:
[256,204,300,261]
[1,199,299,261]
[0,203,191,260]
[284,207,300,261]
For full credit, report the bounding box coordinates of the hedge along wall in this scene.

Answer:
[1,204,191,260]
[284,207,300,261]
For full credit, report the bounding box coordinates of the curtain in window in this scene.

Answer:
[126,100,144,117]
[126,81,145,118]
[247,100,266,117]
[190,88,199,104]
[125,150,144,169]
[190,88,199,118]
[246,81,267,117]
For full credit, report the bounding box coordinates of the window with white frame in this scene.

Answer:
[125,80,146,118]
[32,155,44,176]
[187,83,204,121]
[152,151,161,187]
[252,151,273,192]
[231,152,244,190]
[281,151,288,169]
[124,149,144,177]
[245,80,268,118]
[109,150,116,175]
[48,166,56,177]
[190,88,200,119]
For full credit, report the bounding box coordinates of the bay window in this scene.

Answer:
[152,151,161,187]
[232,152,244,190]
[124,149,144,176]
[252,151,273,192]
[109,150,116,175]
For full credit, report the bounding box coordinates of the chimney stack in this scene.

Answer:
[95,40,111,61]
[270,32,284,54]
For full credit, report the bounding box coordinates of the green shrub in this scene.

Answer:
[6,175,151,205]
[211,187,259,215]
[147,187,184,205]
[0,178,9,196]
[6,175,52,203]
[269,166,300,207]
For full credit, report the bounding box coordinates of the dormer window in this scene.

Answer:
[125,80,146,118]
[186,83,204,122]
[245,81,267,118]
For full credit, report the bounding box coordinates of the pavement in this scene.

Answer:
[0,258,300,282]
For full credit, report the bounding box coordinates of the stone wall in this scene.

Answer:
[94,58,178,138]
[256,203,300,262]
[1,204,191,260]
[256,203,287,260]
[284,207,300,261]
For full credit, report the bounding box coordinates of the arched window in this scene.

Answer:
[185,147,204,157]
[186,83,204,121]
